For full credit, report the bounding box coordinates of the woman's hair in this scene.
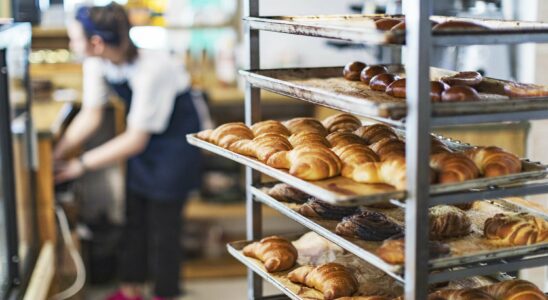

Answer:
[75,2,138,62]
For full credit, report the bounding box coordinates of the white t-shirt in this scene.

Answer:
[82,50,191,134]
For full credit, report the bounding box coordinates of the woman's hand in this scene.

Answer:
[54,158,86,184]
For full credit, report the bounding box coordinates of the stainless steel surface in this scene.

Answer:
[239,67,548,124]
[245,0,262,298]
[244,14,548,46]
[227,242,302,300]
[250,186,405,281]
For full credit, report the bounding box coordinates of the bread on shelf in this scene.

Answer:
[428,288,495,300]
[354,124,399,145]
[299,198,359,220]
[440,71,483,87]
[288,131,331,148]
[242,236,298,273]
[465,146,522,178]
[288,263,358,300]
[484,212,548,246]
[267,145,343,180]
[376,236,451,265]
[479,279,547,300]
[429,205,472,240]
[327,132,368,148]
[335,210,403,241]
[267,183,310,204]
[429,152,480,184]
[343,61,367,81]
[323,113,363,133]
[283,117,329,136]
[250,120,291,137]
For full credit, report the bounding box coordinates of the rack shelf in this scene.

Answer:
[245,15,548,46]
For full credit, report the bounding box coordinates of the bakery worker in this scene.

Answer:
[54,3,208,299]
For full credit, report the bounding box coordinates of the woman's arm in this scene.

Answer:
[53,106,104,160]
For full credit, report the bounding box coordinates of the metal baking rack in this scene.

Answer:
[188,2,548,299]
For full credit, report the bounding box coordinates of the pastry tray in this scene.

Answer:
[245,14,548,46]
[253,186,548,276]
[227,235,501,299]
[187,134,547,206]
[239,66,548,123]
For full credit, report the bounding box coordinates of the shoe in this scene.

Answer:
[105,290,143,300]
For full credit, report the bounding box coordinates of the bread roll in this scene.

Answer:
[344,61,367,81]
[360,65,389,85]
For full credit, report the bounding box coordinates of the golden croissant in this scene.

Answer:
[354,124,398,144]
[342,158,407,189]
[288,263,358,300]
[242,236,298,273]
[369,137,406,161]
[208,122,254,149]
[326,131,367,148]
[465,146,522,177]
[479,279,547,300]
[322,113,362,133]
[288,131,331,148]
[430,152,480,184]
[250,120,290,137]
[267,145,342,180]
[283,117,328,136]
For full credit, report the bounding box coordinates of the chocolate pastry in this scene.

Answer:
[386,78,406,98]
[360,65,389,85]
[344,61,367,81]
[441,85,480,102]
[299,199,358,220]
[335,210,403,241]
[430,80,450,102]
[376,234,451,264]
[370,73,399,92]
[375,18,402,31]
[433,20,489,31]
[267,183,310,204]
[429,205,472,240]
[440,71,483,86]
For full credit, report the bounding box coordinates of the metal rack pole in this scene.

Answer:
[404,0,433,299]
[244,1,262,299]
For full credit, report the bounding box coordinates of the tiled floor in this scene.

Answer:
[86,277,282,300]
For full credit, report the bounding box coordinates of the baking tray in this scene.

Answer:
[253,186,548,274]
[239,66,548,122]
[245,14,548,46]
[228,235,500,300]
[187,134,547,205]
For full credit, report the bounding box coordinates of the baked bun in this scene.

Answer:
[441,85,480,102]
[375,18,402,30]
[386,78,407,98]
[370,73,399,92]
[429,205,472,240]
[433,20,489,31]
[360,65,389,85]
[376,236,450,264]
[344,61,367,81]
[440,71,483,86]
[430,80,450,102]
[335,210,403,241]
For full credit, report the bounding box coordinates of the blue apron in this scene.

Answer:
[107,81,202,201]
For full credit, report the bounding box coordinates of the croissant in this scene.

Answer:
[229,132,292,160]
[288,263,358,300]
[335,210,403,241]
[431,137,452,154]
[430,152,480,184]
[208,122,254,149]
[333,144,380,168]
[465,146,522,177]
[369,137,406,161]
[196,129,213,142]
[428,288,495,300]
[484,213,548,246]
[480,279,546,300]
[250,120,290,136]
[267,183,310,204]
[288,131,331,148]
[299,198,358,220]
[283,117,329,136]
[322,113,362,133]
[267,145,342,180]
[327,132,367,148]
[343,158,407,189]
[376,236,450,264]
[429,205,471,240]
[242,236,298,273]
[354,124,399,144]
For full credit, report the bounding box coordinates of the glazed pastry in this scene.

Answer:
[326,132,367,148]
[441,86,480,102]
[283,117,329,136]
[504,82,548,98]
[428,288,495,300]
[299,198,359,220]
[370,73,399,92]
[369,137,406,161]
[464,146,522,177]
[376,236,451,264]
[480,279,547,300]
[433,20,489,30]
[375,18,402,31]
[484,213,548,246]
[288,131,331,148]
[344,157,407,190]
[267,145,342,180]
[430,80,451,102]
[250,120,291,137]
[267,183,310,204]
[429,152,480,184]
[335,210,403,241]
[322,113,362,133]
[429,205,472,240]
[386,78,407,98]
[344,61,367,81]
[288,263,358,300]
[354,124,398,144]
[360,65,389,85]
[242,236,298,273]
[440,71,483,86]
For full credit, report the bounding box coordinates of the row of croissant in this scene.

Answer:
[243,235,546,300]
[196,113,522,189]
[268,183,548,265]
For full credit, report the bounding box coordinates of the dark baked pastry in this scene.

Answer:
[376,235,451,264]
[484,213,548,246]
[440,71,483,86]
[386,78,406,98]
[335,210,403,241]
[344,61,367,81]
[370,73,399,92]
[429,205,472,240]
[430,80,451,102]
[441,85,480,102]
[267,183,309,204]
[299,198,358,220]
[360,65,389,85]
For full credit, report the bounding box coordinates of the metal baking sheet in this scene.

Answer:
[245,14,548,46]
[253,186,548,273]
[240,66,548,122]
